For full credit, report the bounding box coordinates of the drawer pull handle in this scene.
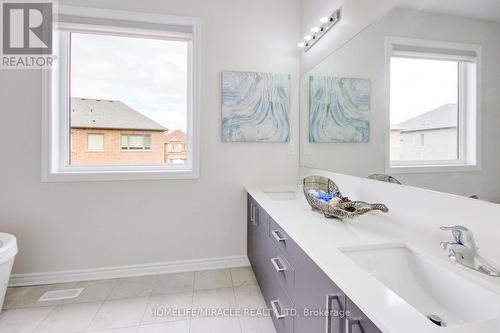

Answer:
[250,205,257,225]
[270,299,286,319]
[270,257,286,272]
[271,230,287,242]
[325,293,343,333]
[345,318,360,333]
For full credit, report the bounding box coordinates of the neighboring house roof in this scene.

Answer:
[71,98,167,132]
[164,129,187,143]
[398,104,457,132]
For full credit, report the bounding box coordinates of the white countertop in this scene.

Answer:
[246,186,500,333]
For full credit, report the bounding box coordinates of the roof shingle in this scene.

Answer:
[398,104,457,132]
[71,98,167,132]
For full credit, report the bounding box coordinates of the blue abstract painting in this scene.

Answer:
[222,71,290,142]
[309,76,370,143]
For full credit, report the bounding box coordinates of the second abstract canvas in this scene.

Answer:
[309,76,371,143]
[222,71,290,142]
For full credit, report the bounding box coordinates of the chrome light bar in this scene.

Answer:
[298,8,341,52]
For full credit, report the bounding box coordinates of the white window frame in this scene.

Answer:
[42,6,201,182]
[385,37,481,174]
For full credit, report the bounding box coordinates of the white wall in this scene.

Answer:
[300,8,500,203]
[0,0,300,275]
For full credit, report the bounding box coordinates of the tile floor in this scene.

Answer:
[0,267,277,333]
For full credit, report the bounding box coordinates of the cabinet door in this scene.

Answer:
[345,297,382,333]
[294,245,345,333]
[247,195,259,267]
[247,195,270,290]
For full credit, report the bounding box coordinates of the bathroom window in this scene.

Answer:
[42,7,200,181]
[386,38,480,173]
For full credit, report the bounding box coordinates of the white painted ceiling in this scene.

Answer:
[398,0,500,23]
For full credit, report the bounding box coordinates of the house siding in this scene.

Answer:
[399,128,457,161]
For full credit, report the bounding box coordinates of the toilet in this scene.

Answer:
[0,233,17,312]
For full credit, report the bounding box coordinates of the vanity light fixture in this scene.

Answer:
[299,8,341,52]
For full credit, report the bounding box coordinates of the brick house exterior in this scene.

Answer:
[163,130,188,164]
[70,98,187,165]
[71,128,168,165]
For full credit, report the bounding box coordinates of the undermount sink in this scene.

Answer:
[340,244,500,327]
[264,191,296,201]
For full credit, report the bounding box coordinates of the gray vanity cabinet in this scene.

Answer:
[293,244,346,333]
[345,297,382,333]
[247,194,383,333]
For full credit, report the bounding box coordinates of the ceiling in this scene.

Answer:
[398,0,500,23]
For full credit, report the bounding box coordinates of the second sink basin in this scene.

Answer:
[340,244,500,327]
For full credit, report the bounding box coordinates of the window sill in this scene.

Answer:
[42,168,199,182]
[387,163,480,174]
[120,149,152,152]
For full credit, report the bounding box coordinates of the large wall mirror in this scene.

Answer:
[300,0,500,204]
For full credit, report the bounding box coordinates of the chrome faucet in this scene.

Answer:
[440,225,500,277]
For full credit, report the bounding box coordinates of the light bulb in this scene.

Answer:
[311,26,320,33]
[303,35,312,41]
[320,17,329,24]
[297,42,305,48]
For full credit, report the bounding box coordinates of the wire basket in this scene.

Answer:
[303,175,389,219]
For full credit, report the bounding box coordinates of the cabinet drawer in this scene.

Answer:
[266,273,295,333]
[258,206,270,237]
[269,218,296,265]
[267,241,295,299]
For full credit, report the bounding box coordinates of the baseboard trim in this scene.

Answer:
[9,255,250,287]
